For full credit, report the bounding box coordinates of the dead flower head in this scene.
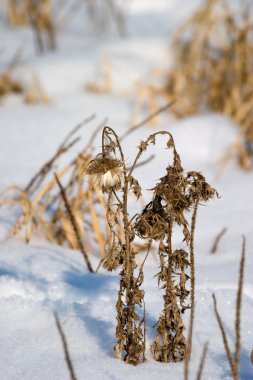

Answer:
[86,156,123,189]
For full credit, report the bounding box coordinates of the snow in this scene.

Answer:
[0,0,253,379]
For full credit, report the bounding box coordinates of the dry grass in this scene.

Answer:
[165,0,253,169]
[0,51,23,100]
[0,115,111,268]
[7,0,56,53]
[132,0,253,169]
[0,106,169,271]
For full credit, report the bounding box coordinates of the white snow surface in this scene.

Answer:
[0,1,253,379]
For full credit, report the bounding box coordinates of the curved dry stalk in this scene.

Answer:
[211,227,227,253]
[213,293,234,374]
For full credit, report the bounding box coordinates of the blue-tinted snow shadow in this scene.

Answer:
[0,267,17,277]
[63,270,117,356]
[214,349,253,380]
[73,302,115,357]
[63,270,117,295]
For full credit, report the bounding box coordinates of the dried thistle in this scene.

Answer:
[87,126,146,365]
[133,133,216,363]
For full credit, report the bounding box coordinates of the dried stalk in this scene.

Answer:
[86,126,146,365]
[213,236,246,380]
[54,312,78,380]
[54,173,93,273]
[25,114,95,194]
[133,135,217,362]
[211,227,227,253]
[195,342,209,380]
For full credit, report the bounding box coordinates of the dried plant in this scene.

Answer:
[0,116,112,267]
[131,0,253,169]
[164,0,253,169]
[7,0,29,26]
[7,0,56,53]
[213,236,246,380]
[0,52,23,100]
[25,73,50,104]
[86,126,147,365]
[0,102,170,268]
[86,127,216,364]
[133,134,217,362]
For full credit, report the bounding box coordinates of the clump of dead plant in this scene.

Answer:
[86,126,216,365]
[0,116,111,272]
[0,52,23,100]
[165,0,253,169]
[0,105,171,274]
[133,134,217,362]
[7,0,56,53]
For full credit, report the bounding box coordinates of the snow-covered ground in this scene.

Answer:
[0,1,253,379]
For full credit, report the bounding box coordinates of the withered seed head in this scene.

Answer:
[86,157,123,189]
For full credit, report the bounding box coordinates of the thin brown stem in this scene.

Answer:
[54,312,78,380]
[213,293,234,374]
[120,101,176,141]
[128,131,175,178]
[234,236,246,379]
[188,201,199,359]
[25,114,95,193]
[211,227,227,253]
[195,342,209,380]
